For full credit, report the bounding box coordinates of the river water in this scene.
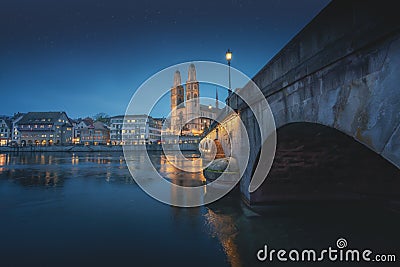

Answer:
[0,152,399,266]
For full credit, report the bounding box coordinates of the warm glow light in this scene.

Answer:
[225,49,232,62]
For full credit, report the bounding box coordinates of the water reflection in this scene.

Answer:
[205,208,241,267]
[0,152,132,187]
[0,151,207,190]
[0,153,10,172]
[158,153,206,186]
[1,152,399,267]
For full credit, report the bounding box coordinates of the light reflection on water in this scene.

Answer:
[0,152,399,267]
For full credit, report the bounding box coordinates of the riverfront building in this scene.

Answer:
[16,112,73,145]
[110,115,163,145]
[80,121,110,145]
[0,117,12,146]
[72,118,93,144]
[11,113,25,145]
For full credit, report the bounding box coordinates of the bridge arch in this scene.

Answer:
[248,122,400,205]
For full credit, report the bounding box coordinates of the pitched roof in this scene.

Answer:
[0,116,12,129]
[111,114,149,119]
[93,121,109,130]
[17,112,71,125]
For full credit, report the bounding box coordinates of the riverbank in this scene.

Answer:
[1,145,123,153]
[0,143,199,153]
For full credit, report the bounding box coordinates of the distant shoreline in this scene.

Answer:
[1,145,122,153]
[0,144,199,153]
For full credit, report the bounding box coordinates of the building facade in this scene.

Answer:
[16,112,73,145]
[110,115,162,145]
[0,117,12,146]
[72,118,92,144]
[80,121,110,145]
[11,113,25,144]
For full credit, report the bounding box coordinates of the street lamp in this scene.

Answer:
[225,49,232,98]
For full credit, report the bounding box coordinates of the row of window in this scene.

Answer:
[21,134,58,138]
[81,136,108,140]
[20,124,53,129]
[111,124,149,129]
[18,125,72,129]
[109,134,161,140]
[110,119,147,124]
[119,134,146,139]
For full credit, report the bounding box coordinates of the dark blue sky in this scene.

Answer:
[0,0,330,118]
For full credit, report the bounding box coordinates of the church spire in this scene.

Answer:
[216,87,219,109]
[173,70,181,87]
[188,64,196,82]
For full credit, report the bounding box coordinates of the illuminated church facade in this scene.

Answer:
[169,64,220,136]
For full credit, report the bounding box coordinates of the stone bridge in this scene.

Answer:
[203,0,400,206]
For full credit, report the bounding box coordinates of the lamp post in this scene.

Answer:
[225,49,232,99]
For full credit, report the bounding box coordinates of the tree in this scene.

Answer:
[93,113,110,125]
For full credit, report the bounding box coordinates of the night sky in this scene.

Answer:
[1,0,330,118]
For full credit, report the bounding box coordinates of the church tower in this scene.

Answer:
[185,64,200,133]
[170,70,184,133]
[171,70,184,110]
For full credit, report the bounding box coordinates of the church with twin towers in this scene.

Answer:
[169,64,221,136]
